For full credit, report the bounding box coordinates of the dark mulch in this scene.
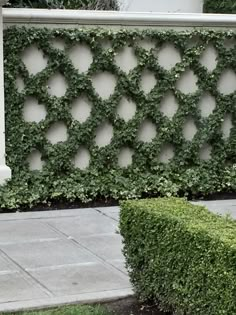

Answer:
[1,191,236,213]
[104,298,171,315]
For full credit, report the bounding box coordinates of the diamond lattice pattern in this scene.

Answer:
[5,28,236,171]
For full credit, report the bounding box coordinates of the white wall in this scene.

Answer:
[119,0,203,13]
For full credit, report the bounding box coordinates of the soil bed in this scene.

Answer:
[104,297,171,315]
[1,191,236,213]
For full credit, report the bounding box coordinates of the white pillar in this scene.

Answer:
[0,0,11,184]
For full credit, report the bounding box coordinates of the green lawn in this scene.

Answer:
[7,305,112,315]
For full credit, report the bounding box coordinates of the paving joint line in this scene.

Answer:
[0,248,54,298]
[0,238,60,246]
[44,222,129,278]
[94,208,119,222]
[26,261,98,272]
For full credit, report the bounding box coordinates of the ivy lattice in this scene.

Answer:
[2,27,236,209]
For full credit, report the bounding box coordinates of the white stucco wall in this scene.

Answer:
[119,0,203,13]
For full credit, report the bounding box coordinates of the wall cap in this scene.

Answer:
[3,8,236,27]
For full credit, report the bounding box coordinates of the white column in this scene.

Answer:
[0,0,11,184]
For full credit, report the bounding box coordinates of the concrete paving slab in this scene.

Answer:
[197,199,236,206]
[0,220,59,245]
[45,212,117,237]
[96,207,120,221]
[0,239,99,270]
[0,288,134,313]
[0,271,49,303]
[0,253,18,273]
[109,260,128,275]
[207,208,236,218]
[29,263,131,297]
[0,207,132,312]
[96,207,120,213]
[192,200,236,219]
[78,234,124,261]
[0,208,97,221]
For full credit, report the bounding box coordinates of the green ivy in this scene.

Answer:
[1,27,236,210]
[204,0,236,14]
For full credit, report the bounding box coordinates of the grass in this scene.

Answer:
[7,305,112,315]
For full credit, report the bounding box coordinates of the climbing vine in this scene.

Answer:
[1,26,236,210]
[204,0,236,14]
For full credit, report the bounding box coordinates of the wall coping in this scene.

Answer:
[3,8,236,27]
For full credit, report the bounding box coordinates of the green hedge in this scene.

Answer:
[204,0,236,14]
[1,27,236,210]
[120,198,236,315]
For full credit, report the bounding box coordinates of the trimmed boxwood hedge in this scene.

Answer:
[120,197,236,315]
[204,0,236,14]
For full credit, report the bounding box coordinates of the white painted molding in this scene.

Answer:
[2,8,236,27]
[0,6,11,184]
[0,165,11,185]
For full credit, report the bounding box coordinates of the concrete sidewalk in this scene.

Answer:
[0,206,132,313]
[0,200,235,313]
